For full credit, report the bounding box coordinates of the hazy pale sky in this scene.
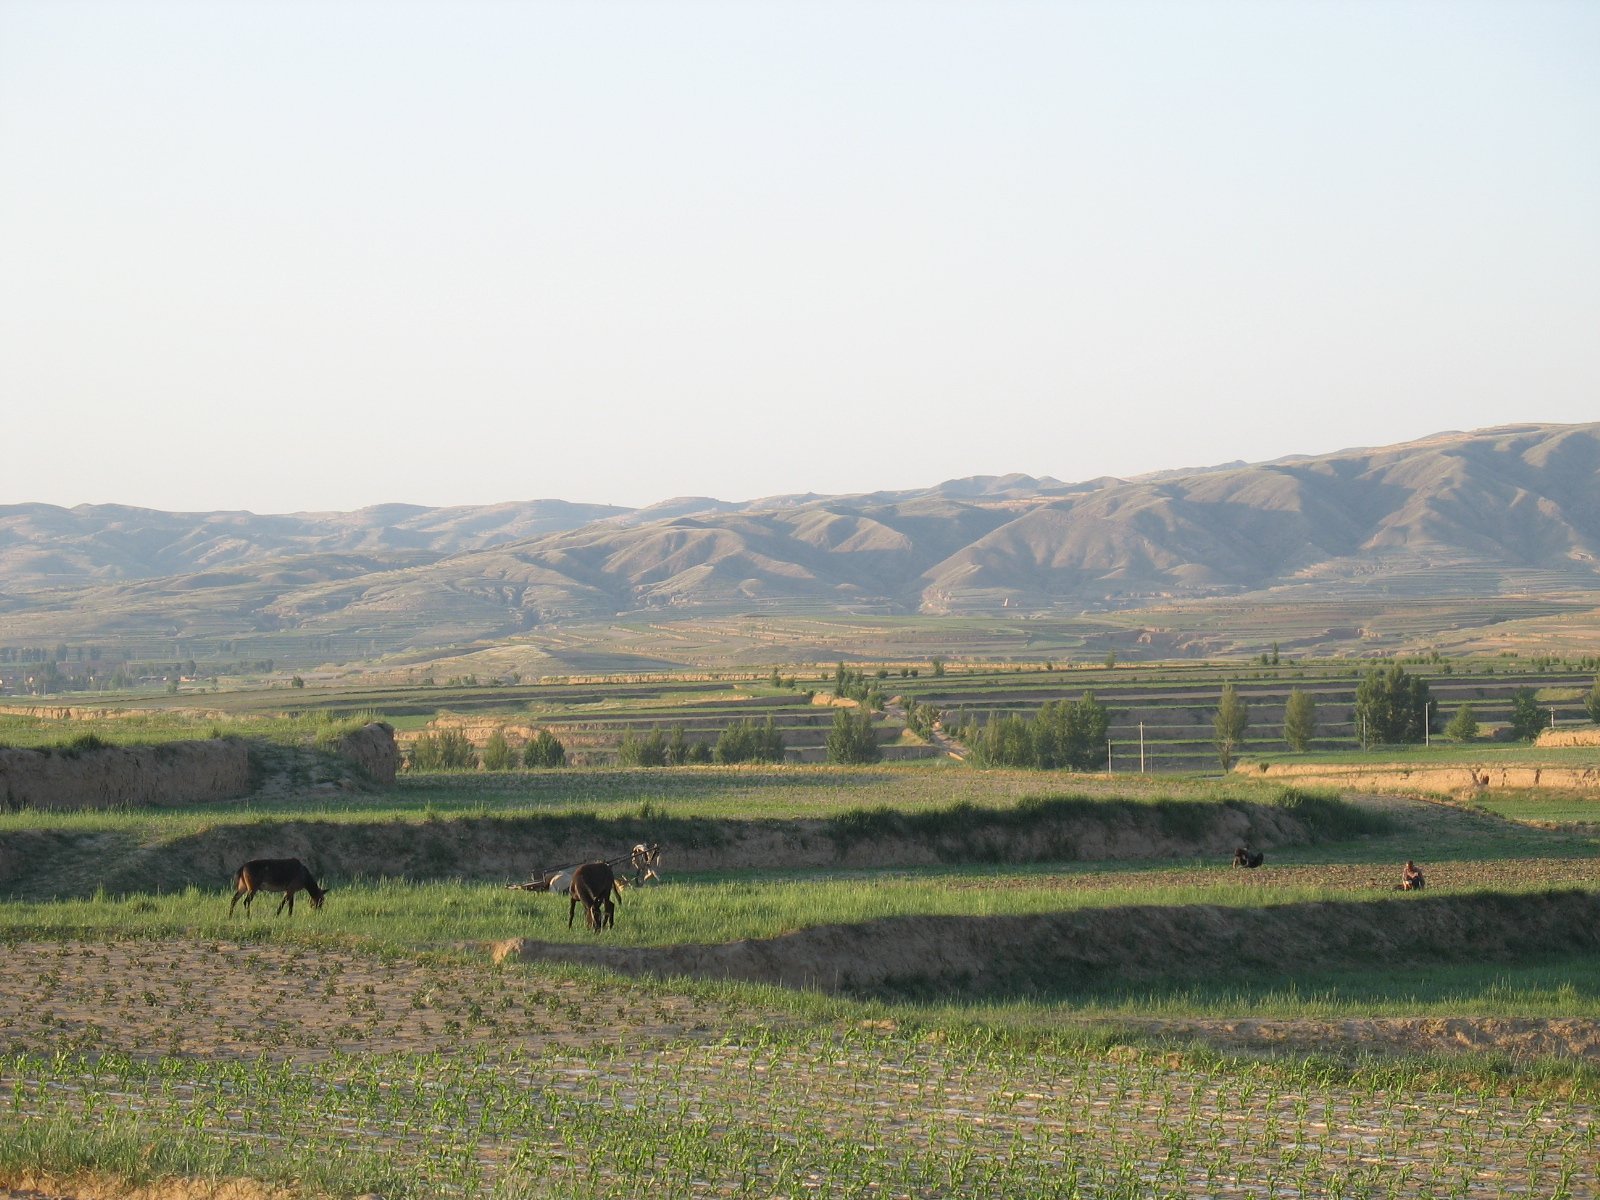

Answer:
[2,0,1596,513]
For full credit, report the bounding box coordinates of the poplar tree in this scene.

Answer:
[481,730,514,771]
[1282,689,1316,752]
[524,730,566,768]
[1214,684,1249,770]
[826,707,881,764]
[1507,688,1547,741]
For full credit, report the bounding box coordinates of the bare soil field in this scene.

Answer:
[0,1178,287,1200]
[0,938,753,1063]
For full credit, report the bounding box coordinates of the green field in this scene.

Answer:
[1,743,1598,1199]
[2,657,1599,1199]
[1469,793,1600,827]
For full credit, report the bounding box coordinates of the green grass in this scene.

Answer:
[940,961,1600,1022]
[0,709,382,751]
[0,765,1336,829]
[1471,794,1600,826]
[2,869,1592,953]
[0,775,1390,909]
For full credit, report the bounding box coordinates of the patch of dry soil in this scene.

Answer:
[0,938,754,1063]
[1110,1016,1600,1060]
[0,1177,289,1200]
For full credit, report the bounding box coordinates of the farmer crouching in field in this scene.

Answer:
[1401,860,1426,891]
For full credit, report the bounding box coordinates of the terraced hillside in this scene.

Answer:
[898,659,1600,771]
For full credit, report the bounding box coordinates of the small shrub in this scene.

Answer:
[524,730,566,768]
[1272,787,1394,841]
[55,733,110,758]
[1445,704,1479,742]
[481,730,515,771]
[407,729,477,771]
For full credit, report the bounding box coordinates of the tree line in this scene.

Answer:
[1212,664,1597,768]
[407,728,566,771]
[401,665,1600,773]
[956,693,1113,770]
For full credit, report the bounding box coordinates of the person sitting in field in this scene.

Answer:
[1401,860,1425,891]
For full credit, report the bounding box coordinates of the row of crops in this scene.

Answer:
[7,1031,1594,1199]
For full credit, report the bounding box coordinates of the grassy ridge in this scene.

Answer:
[3,873,1593,954]
[0,709,379,751]
[0,781,1385,902]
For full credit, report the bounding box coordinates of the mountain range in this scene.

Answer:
[2,422,1597,655]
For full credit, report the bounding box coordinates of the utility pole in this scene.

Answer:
[1425,701,1431,748]
[1107,739,1113,776]
[1140,721,1146,774]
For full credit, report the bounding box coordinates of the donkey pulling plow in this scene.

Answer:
[506,844,662,931]
[508,843,663,894]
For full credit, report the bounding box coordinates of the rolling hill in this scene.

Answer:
[2,423,1597,658]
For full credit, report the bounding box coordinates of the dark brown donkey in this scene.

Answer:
[568,861,621,931]
[229,858,326,916]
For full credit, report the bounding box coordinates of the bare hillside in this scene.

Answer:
[2,423,1597,655]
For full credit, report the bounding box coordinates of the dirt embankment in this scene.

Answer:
[1238,760,1600,794]
[495,889,1600,999]
[0,704,234,722]
[0,797,1318,899]
[1537,726,1600,748]
[0,724,399,816]
[0,740,252,811]
[334,721,400,784]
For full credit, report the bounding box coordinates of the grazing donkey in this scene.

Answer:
[229,858,326,916]
[568,861,622,931]
[1232,846,1265,869]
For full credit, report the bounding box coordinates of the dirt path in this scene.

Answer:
[882,697,966,758]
